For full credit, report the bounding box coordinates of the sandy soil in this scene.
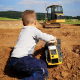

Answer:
[0,20,80,80]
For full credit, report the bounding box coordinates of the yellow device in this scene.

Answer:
[43,5,65,28]
[45,39,63,65]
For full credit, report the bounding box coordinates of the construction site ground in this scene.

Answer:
[0,20,80,80]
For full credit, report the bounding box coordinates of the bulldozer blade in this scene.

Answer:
[40,22,60,28]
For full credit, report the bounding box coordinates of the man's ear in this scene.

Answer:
[34,20,36,25]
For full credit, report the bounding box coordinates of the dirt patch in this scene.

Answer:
[0,21,80,80]
[73,45,80,55]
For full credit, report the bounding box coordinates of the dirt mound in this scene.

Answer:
[0,21,80,80]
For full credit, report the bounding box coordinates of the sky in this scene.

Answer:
[0,0,80,16]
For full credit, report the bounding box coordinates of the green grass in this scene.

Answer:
[0,17,21,20]
[1,17,80,24]
[64,19,80,24]
[64,21,80,24]
[38,19,80,24]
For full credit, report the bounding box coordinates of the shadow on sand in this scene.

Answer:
[4,47,23,79]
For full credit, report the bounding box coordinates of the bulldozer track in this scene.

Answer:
[40,22,60,28]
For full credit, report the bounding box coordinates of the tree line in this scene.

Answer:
[0,11,22,19]
[0,11,80,20]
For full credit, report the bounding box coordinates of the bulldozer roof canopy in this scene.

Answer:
[47,5,61,8]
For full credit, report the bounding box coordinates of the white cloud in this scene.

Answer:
[18,0,80,6]
[63,0,80,4]
[71,0,80,2]
[18,0,63,12]
[4,8,13,10]
[18,0,63,6]
[6,6,16,8]
[3,6,16,10]
[0,5,3,7]
[18,0,35,5]
[17,0,80,15]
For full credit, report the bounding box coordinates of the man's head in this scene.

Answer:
[22,10,36,26]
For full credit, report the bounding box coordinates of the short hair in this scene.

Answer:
[22,10,36,26]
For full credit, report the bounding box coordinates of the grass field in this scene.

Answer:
[64,21,80,24]
[0,17,80,24]
[0,17,21,20]
[38,19,80,24]
[64,19,80,24]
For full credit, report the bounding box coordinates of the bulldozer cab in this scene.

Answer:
[46,5,65,23]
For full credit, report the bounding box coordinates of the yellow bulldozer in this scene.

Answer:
[43,5,65,28]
